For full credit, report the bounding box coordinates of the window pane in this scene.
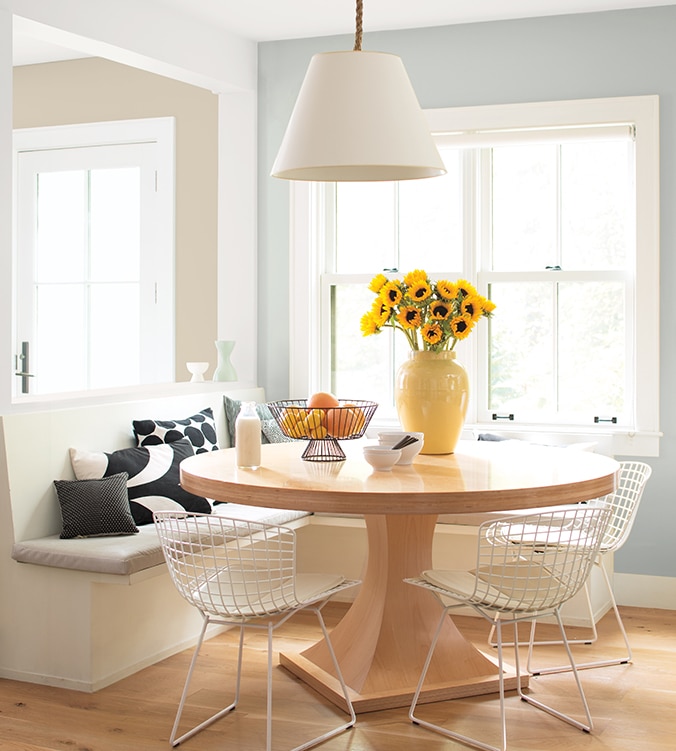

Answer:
[488,282,555,412]
[399,148,463,272]
[561,141,631,270]
[491,145,557,270]
[35,285,86,393]
[558,281,625,414]
[89,283,140,389]
[331,284,406,405]
[90,167,141,282]
[336,183,396,273]
[36,171,86,283]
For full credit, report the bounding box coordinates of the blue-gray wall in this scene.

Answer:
[258,6,676,579]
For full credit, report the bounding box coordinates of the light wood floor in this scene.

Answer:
[0,605,674,750]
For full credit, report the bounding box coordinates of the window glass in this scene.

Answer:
[36,171,86,283]
[561,141,630,270]
[336,183,396,273]
[491,145,557,270]
[399,148,463,272]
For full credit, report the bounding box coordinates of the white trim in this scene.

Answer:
[614,572,676,610]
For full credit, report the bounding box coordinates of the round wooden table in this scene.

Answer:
[181,439,618,713]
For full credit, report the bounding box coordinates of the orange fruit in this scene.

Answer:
[326,406,365,438]
[307,391,340,409]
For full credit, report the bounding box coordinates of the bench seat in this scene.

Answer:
[11,504,311,576]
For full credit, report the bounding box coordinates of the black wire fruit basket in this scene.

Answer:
[267,399,378,461]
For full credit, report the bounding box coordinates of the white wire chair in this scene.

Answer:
[514,460,653,675]
[154,511,359,750]
[405,505,612,751]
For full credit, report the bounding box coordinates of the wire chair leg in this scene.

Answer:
[286,606,357,751]
[410,610,507,751]
[170,619,243,747]
[529,565,631,675]
[520,611,594,733]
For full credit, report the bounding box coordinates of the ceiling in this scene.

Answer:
[12,0,676,65]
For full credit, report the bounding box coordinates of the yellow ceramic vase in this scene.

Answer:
[394,350,469,454]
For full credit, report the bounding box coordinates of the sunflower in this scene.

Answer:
[421,322,444,345]
[368,273,389,294]
[380,280,403,307]
[371,299,391,326]
[456,279,478,298]
[430,301,451,320]
[397,306,422,329]
[362,270,494,351]
[408,281,432,303]
[436,280,458,301]
[479,296,496,314]
[450,314,474,339]
[403,269,428,287]
[360,311,380,336]
[461,295,484,322]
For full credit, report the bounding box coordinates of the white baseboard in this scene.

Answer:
[615,573,676,610]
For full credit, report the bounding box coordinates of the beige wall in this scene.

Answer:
[13,57,218,381]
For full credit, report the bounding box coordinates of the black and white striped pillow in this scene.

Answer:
[69,438,211,526]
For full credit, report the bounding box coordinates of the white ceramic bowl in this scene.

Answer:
[363,445,402,471]
[377,431,424,465]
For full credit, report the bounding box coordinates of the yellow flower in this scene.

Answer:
[450,314,474,339]
[368,273,389,294]
[436,280,458,301]
[371,299,391,326]
[421,322,444,345]
[430,301,451,320]
[396,306,422,329]
[403,269,428,287]
[360,312,379,336]
[461,295,484,322]
[408,282,432,303]
[479,295,496,314]
[380,281,403,307]
[456,279,478,298]
[361,269,495,352]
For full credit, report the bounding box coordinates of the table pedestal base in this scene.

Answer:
[281,514,528,714]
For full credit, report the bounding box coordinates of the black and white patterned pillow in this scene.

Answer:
[54,472,139,539]
[69,438,211,526]
[132,407,219,454]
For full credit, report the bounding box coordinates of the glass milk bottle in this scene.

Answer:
[235,402,261,469]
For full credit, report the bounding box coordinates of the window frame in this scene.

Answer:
[289,96,660,456]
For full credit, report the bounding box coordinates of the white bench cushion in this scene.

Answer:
[12,505,310,576]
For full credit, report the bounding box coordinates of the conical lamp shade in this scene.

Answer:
[271,50,446,181]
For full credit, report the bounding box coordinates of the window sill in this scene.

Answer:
[365,417,661,458]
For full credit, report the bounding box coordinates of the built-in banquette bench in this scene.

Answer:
[0,383,313,692]
[0,383,613,692]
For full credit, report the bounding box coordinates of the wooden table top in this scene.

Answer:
[180,439,619,515]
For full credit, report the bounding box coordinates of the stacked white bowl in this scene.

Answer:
[377,431,424,465]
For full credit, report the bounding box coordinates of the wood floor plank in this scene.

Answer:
[0,605,673,750]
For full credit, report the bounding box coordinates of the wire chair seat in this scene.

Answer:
[405,504,612,751]
[154,510,359,750]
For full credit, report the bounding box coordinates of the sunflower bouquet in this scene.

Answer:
[360,270,495,351]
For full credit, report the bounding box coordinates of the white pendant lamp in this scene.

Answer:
[271,0,446,182]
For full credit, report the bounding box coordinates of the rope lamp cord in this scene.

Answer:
[354,0,363,51]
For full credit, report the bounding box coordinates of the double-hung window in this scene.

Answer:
[289,96,660,456]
